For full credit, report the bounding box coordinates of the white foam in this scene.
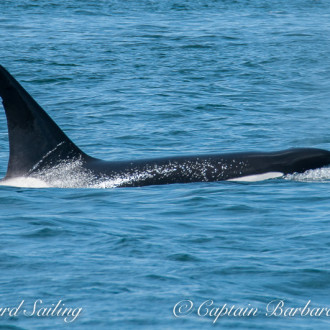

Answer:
[0,177,51,188]
[227,172,284,182]
[0,159,97,189]
[285,167,330,182]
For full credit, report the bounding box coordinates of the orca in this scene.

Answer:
[1,64,330,188]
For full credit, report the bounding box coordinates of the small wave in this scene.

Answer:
[167,253,201,262]
[22,227,66,238]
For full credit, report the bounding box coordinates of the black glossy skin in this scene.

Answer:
[82,148,330,187]
[1,65,330,187]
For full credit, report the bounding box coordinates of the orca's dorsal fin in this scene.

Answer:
[0,65,89,179]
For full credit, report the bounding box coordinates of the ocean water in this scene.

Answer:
[1,0,330,329]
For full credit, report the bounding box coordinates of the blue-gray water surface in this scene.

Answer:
[1,1,330,329]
